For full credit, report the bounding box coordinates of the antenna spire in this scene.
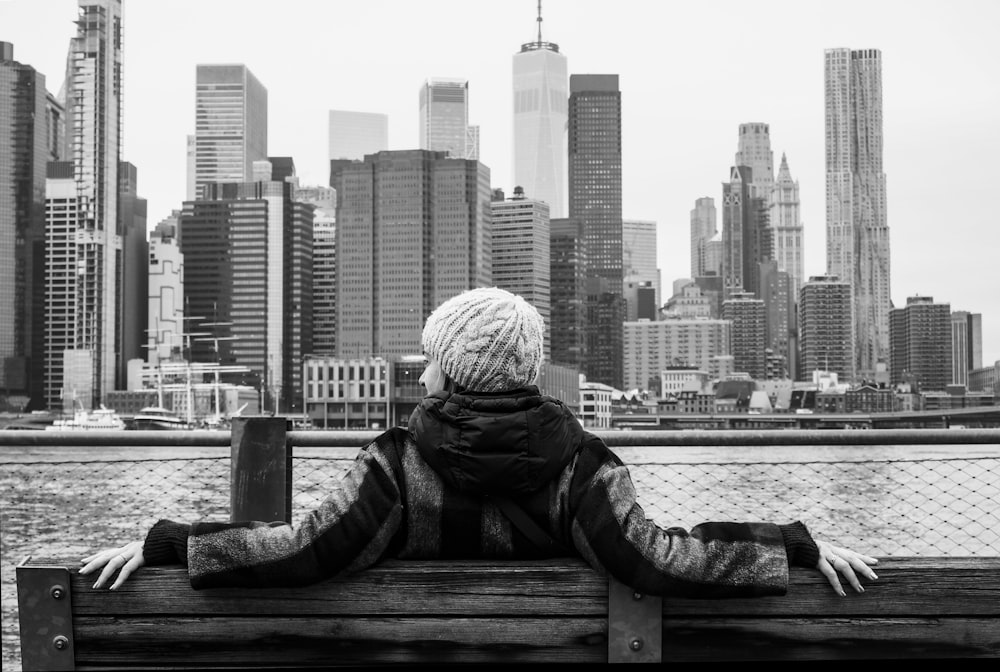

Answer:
[537,0,543,44]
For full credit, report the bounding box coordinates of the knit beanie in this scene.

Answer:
[422,287,544,393]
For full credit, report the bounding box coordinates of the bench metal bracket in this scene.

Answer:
[608,577,662,662]
[16,563,75,671]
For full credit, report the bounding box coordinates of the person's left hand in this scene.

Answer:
[79,540,146,590]
[815,538,878,596]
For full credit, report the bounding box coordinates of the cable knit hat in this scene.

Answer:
[422,287,544,393]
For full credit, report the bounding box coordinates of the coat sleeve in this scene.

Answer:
[183,433,405,589]
[566,437,796,599]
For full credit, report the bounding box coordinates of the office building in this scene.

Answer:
[722,291,766,380]
[760,261,793,379]
[328,110,388,161]
[722,165,770,299]
[296,186,337,356]
[569,74,623,388]
[623,219,659,319]
[890,296,951,392]
[769,153,804,296]
[43,0,124,410]
[623,317,731,392]
[512,4,567,218]
[0,43,48,409]
[735,122,774,199]
[331,149,491,360]
[193,64,268,198]
[179,160,313,413]
[419,79,477,159]
[147,214,184,367]
[798,275,852,382]
[549,218,586,368]
[949,311,983,387]
[118,162,148,370]
[690,197,718,278]
[825,48,890,381]
[490,187,551,358]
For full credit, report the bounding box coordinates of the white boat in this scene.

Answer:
[46,405,126,431]
[131,406,190,430]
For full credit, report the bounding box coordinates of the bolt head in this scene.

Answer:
[630,638,643,651]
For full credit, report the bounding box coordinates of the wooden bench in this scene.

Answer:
[16,555,1000,668]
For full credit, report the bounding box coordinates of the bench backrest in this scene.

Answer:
[16,555,1000,668]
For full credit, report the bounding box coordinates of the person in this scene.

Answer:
[81,287,877,598]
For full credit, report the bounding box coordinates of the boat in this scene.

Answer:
[131,406,190,430]
[45,404,127,431]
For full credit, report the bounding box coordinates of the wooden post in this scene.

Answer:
[230,416,291,523]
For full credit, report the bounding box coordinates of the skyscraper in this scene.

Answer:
[46,0,124,409]
[890,296,951,392]
[490,187,551,358]
[512,4,567,218]
[118,161,148,369]
[193,64,268,198]
[825,48,890,381]
[328,110,388,161]
[549,217,586,369]
[690,196,717,278]
[735,122,774,199]
[147,213,184,367]
[798,276,852,381]
[0,42,48,409]
[769,153,804,296]
[419,79,476,159]
[332,150,491,359]
[180,160,313,414]
[722,291,766,380]
[568,74,623,388]
[722,165,771,299]
[622,219,659,320]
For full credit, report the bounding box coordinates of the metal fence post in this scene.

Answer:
[230,416,291,523]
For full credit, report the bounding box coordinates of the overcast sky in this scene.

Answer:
[4,0,999,366]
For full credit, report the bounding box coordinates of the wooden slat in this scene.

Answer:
[72,616,609,666]
[661,618,1000,660]
[58,559,608,616]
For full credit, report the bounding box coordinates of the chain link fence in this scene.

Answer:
[3,444,999,671]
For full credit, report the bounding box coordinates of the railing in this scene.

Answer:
[4,422,1000,667]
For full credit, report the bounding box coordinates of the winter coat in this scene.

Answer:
[143,386,818,597]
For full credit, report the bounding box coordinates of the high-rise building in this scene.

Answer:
[512,4,567,218]
[569,73,623,388]
[690,197,717,278]
[118,162,148,370]
[328,110,388,161]
[0,42,48,409]
[147,213,184,367]
[949,311,983,387]
[490,187,551,358]
[722,165,770,299]
[735,122,774,199]
[45,0,124,409]
[193,64,268,198]
[760,261,793,379]
[769,153,804,296]
[623,317,731,392]
[549,217,586,369]
[331,149,491,359]
[622,219,659,320]
[798,275,852,381]
[419,79,477,159]
[722,291,766,380]
[890,296,951,392]
[179,160,313,413]
[825,48,890,381]
[296,186,337,356]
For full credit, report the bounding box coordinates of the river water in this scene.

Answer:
[2,441,998,670]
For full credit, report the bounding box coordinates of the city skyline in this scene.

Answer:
[3,0,999,365]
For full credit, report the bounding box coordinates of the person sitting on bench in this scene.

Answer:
[81,287,878,598]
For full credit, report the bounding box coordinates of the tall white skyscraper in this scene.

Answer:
[419,78,476,159]
[193,64,268,198]
[734,122,774,199]
[328,110,388,161]
[512,4,567,218]
[623,219,660,316]
[825,48,890,381]
[690,197,717,278]
[769,153,804,296]
[44,0,123,410]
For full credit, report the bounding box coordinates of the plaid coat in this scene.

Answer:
[145,388,816,597]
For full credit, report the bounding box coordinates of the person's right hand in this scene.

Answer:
[79,540,146,590]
